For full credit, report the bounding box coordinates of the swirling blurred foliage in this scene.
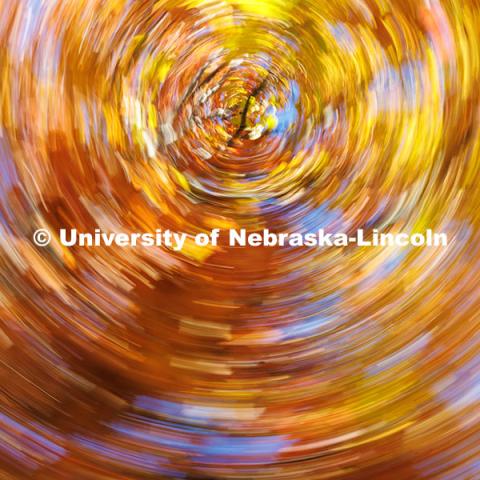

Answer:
[0,0,479,478]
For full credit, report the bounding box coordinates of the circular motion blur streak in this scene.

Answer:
[0,0,479,478]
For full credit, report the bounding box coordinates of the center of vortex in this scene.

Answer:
[164,56,303,193]
[227,79,271,144]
